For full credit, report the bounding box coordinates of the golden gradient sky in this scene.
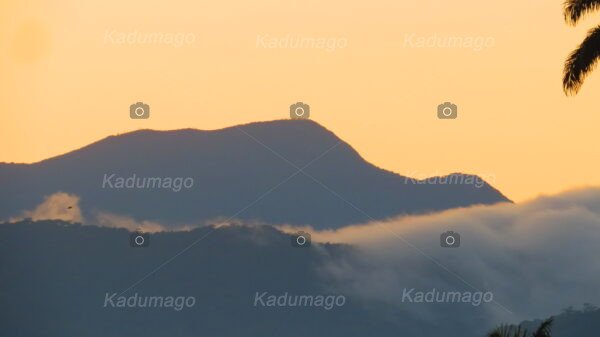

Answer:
[1,0,599,202]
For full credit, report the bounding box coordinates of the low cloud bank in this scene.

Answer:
[9,192,84,223]
[279,187,600,325]
[7,188,600,328]
[5,192,196,233]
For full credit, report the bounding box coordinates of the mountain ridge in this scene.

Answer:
[0,119,510,228]
[0,219,497,337]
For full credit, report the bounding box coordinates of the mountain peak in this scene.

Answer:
[0,119,509,228]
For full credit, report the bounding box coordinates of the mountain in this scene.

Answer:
[516,305,600,337]
[0,120,510,229]
[0,220,498,337]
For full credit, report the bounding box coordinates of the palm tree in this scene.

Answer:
[487,317,553,337]
[563,0,600,95]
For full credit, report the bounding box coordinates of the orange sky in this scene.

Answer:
[1,0,599,202]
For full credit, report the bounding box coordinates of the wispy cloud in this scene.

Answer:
[93,211,170,233]
[279,187,600,325]
[9,192,84,223]
[5,192,198,233]
[7,188,600,328]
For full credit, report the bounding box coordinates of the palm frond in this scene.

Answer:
[531,318,554,337]
[563,25,600,95]
[487,324,528,337]
[564,0,600,25]
[487,325,508,337]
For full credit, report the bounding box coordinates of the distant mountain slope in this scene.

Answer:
[0,220,495,337]
[516,306,600,337]
[0,120,510,229]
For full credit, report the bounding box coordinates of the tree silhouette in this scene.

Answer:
[487,318,553,337]
[563,0,600,95]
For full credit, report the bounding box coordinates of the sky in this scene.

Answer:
[1,0,599,202]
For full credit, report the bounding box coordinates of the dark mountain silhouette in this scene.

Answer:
[0,220,499,337]
[0,120,510,229]
[516,305,600,337]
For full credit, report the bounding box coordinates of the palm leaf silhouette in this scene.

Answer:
[487,325,528,337]
[563,25,600,94]
[487,317,553,337]
[564,0,600,25]
[531,318,554,337]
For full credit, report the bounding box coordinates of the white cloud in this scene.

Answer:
[8,188,600,329]
[279,187,600,325]
[10,192,84,223]
[6,192,198,233]
[93,211,169,233]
